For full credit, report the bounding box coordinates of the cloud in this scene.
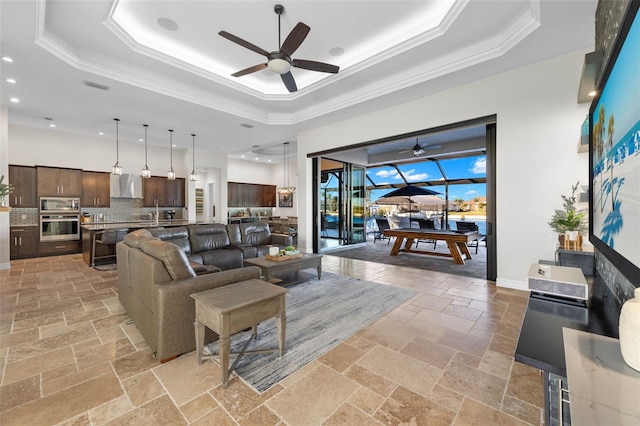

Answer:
[393,169,429,182]
[471,158,486,174]
[465,190,479,197]
[375,169,398,178]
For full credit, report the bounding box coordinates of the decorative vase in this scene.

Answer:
[619,287,640,372]
[565,230,578,241]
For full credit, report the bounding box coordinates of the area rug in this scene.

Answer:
[203,272,416,393]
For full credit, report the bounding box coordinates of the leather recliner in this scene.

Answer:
[116,229,261,361]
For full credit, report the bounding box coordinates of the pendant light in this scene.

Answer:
[141,124,151,178]
[111,118,123,175]
[277,141,296,194]
[167,129,175,180]
[189,133,198,181]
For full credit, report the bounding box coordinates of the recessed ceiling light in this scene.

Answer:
[2,56,14,63]
[5,78,16,84]
[98,132,104,135]
[268,160,272,162]
[157,17,178,31]
[588,90,597,97]
[241,155,245,158]
[329,47,344,57]
[172,144,176,147]
[255,157,259,161]
[139,138,144,142]
[10,97,19,103]
[49,124,56,128]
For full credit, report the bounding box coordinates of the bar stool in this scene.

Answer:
[92,228,129,267]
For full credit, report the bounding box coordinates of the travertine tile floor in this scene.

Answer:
[0,254,543,425]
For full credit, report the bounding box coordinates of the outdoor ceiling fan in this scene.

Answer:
[219,4,340,93]
[399,139,442,157]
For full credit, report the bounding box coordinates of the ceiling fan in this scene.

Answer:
[218,4,339,93]
[399,139,442,157]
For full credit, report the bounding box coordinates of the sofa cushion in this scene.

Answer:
[123,228,156,248]
[140,239,196,280]
[198,248,244,271]
[190,261,222,275]
[240,222,272,246]
[226,223,242,245]
[188,224,231,253]
[149,226,191,254]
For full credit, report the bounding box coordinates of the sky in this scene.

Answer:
[367,155,487,202]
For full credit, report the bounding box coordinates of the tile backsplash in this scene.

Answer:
[9,199,185,225]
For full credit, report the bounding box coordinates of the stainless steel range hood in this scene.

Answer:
[110,174,143,199]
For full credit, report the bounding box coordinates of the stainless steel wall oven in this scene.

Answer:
[39,197,80,241]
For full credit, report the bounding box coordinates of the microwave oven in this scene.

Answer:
[40,197,80,213]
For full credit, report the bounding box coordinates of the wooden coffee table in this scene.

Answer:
[191,279,287,388]
[243,253,323,284]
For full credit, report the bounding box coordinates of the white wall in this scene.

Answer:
[296,49,591,288]
[0,106,10,269]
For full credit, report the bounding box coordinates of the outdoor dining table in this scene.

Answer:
[384,228,479,264]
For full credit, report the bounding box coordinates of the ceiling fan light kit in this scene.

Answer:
[219,3,339,92]
[268,57,291,74]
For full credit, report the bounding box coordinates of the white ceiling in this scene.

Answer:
[0,0,596,162]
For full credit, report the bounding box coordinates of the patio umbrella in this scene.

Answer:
[378,185,440,221]
[373,196,417,205]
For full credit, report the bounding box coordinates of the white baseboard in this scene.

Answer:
[0,262,11,270]
[496,278,529,291]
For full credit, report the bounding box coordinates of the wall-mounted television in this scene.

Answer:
[589,1,640,286]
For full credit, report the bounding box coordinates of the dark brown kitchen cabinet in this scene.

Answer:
[38,240,81,256]
[10,226,39,259]
[228,182,276,207]
[167,178,185,207]
[142,176,165,207]
[81,171,110,207]
[143,176,185,207]
[37,166,81,197]
[8,165,37,208]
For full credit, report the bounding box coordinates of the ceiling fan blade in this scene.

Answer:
[219,31,271,58]
[231,63,268,77]
[281,22,310,56]
[281,71,298,92]
[292,59,339,73]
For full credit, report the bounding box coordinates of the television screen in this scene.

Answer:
[589,2,640,285]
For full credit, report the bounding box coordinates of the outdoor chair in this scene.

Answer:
[455,221,486,254]
[413,218,437,249]
[373,218,392,244]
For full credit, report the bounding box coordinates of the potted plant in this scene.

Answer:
[0,174,14,211]
[548,181,587,246]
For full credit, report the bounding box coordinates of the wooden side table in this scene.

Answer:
[191,279,287,388]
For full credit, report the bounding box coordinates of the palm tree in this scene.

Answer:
[453,198,465,211]
[597,105,606,211]
[608,113,615,211]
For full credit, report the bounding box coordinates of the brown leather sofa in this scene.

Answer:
[116,222,292,361]
[116,228,263,361]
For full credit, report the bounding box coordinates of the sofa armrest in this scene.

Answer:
[270,233,293,247]
[153,266,262,360]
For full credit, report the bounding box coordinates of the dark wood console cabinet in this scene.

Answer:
[228,182,276,207]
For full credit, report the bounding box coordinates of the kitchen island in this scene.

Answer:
[81,220,195,267]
